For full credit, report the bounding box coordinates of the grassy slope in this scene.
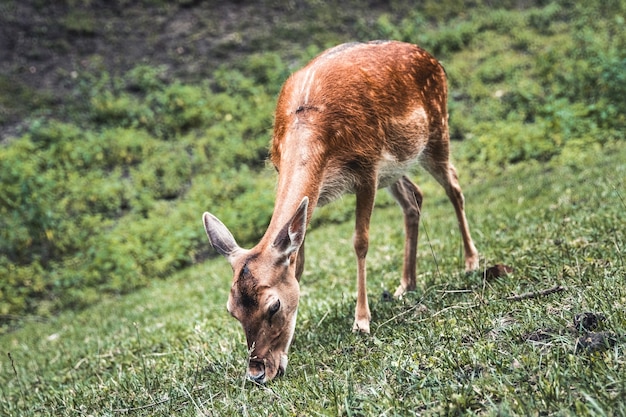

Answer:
[1,141,624,415]
[3,1,625,323]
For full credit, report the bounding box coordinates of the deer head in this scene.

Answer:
[202,197,308,383]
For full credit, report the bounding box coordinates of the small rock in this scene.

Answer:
[573,312,606,332]
[575,332,617,354]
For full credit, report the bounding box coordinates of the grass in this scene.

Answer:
[1,140,624,415]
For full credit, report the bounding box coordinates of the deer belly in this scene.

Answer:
[318,166,358,206]
[377,151,420,188]
[317,152,420,206]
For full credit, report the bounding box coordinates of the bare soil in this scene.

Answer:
[0,0,391,139]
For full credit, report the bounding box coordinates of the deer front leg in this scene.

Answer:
[352,186,376,333]
[389,176,423,297]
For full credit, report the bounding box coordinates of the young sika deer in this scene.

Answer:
[202,41,479,384]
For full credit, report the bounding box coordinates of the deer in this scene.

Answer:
[202,40,479,384]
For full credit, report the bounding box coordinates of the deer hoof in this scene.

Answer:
[394,282,417,298]
[352,318,370,334]
[465,255,480,272]
[394,285,407,298]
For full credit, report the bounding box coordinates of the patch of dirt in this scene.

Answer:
[0,0,392,139]
[573,311,605,332]
[0,1,257,136]
[574,331,617,353]
[1,1,277,88]
[522,311,621,355]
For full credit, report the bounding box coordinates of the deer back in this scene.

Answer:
[268,41,449,218]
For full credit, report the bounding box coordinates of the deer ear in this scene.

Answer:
[202,212,241,258]
[273,197,308,257]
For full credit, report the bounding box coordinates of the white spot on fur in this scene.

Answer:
[299,68,316,105]
[381,150,397,162]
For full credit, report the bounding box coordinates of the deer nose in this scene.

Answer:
[247,360,266,384]
[248,369,266,384]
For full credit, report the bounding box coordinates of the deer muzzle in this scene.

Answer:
[247,353,288,384]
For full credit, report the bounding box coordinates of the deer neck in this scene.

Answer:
[259,130,325,249]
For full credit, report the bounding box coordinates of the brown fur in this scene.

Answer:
[202,41,479,383]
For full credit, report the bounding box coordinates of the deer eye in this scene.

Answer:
[268,299,281,317]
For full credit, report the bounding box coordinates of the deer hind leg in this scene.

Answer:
[425,161,479,271]
[389,176,423,297]
[352,186,376,334]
